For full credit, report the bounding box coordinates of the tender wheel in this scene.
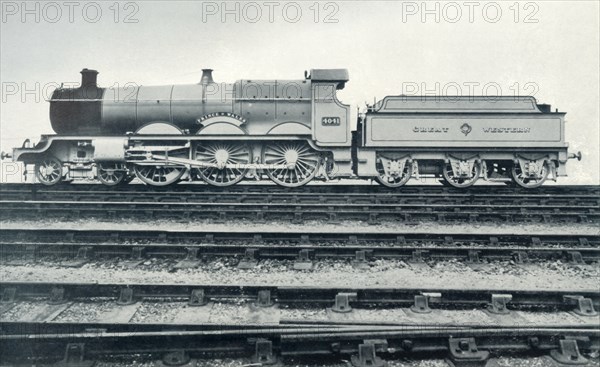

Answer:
[97,163,127,186]
[262,141,320,187]
[35,157,63,185]
[376,159,412,188]
[134,165,184,186]
[512,162,548,188]
[194,142,252,186]
[442,161,481,188]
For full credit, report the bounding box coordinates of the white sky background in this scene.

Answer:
[1,0,598,184]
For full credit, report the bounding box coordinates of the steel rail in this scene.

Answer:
[1,324,597,339]
[1,184,598,206]
[4,190,596,206]
[2,185,599,198]
[3,321,595,336]
[0,199,597,223]
[1,321,598,366]
[1,281,598,311]
[0,322,469,335]
[2,280,598,365]
[2,183,598,195]
[1,229,598,264]
[278,327,600,361]
[2,228,595,245]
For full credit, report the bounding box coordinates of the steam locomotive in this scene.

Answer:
[2,68,581,188]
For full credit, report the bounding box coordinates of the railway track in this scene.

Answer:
[2,185,598,366]
[1,229,599,267]
[1,183,599,205]
[2,182,599,194]
[1,184,598,223]
[2,323,598,366]
[2,280,599,312]
[1,281,599,366]
[1,199,598,223]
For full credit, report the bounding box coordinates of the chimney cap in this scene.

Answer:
[80,68,99,89]
[200,69,215,85]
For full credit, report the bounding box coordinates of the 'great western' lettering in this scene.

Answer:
[483,127,531,133]
[413,127,450,133]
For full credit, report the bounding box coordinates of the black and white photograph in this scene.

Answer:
[0,1,598,366]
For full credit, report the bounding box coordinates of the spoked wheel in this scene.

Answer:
[134,164,185,186]
[375,159,413,188]
[97,163,127,186]
[442,162,481,188]
[262,141,320,187]
[512,162,548,188]
[35,157,63,185]
[194,142,252,186]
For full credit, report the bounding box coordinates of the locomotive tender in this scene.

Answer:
[3,68,581,188]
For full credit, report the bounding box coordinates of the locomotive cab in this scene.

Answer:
[309,69,351,147]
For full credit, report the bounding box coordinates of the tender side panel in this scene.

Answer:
[365,114,566,147]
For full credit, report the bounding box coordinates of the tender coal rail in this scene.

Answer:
[1,199,598,223]
[1,229,599,265]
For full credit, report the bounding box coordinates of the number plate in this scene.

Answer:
[321,117,340,126]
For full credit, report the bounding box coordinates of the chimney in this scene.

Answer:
[200,69,215,85]
[80,68,98,88]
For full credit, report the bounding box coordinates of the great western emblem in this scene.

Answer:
[460,123,472,136]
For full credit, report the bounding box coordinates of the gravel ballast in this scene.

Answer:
[1,257,597,290]
[2,219,598,236]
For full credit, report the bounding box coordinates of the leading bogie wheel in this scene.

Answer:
[511,162,548,188]
[35,157,63,185]
[194,142,252,186]
[134,164,185,186]
[262,141,320,187]
[97,162,127,186]
[442,162,481,188]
